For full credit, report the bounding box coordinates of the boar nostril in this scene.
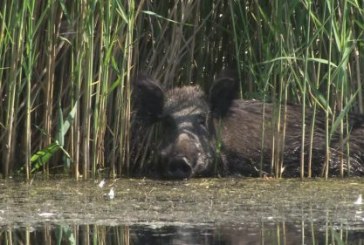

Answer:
[167,157,192,179]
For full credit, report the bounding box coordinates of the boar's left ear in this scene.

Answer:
[209,70,239,117]
[133,74,164,123]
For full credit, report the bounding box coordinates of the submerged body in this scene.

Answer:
[133,73,364,179]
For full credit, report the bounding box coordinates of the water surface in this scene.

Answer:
[1,177,364,244]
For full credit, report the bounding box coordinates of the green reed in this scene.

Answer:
[0,0,363,179]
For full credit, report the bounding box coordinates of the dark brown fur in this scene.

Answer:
[133,73,364,178]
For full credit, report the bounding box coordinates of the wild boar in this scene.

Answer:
[132,72,364,179]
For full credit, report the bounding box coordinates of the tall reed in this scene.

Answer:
[0,0,363,179]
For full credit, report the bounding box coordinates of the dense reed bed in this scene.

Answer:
[0,1,363,179]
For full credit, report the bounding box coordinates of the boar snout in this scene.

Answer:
[165,156,193,179]
[160,132,198,179]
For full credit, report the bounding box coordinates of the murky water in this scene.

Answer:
[1,177,364,244]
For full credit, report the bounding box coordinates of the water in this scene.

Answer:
[1,177,364,244]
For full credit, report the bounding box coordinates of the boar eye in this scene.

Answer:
[197,114,207,127]
[161,115,176,129]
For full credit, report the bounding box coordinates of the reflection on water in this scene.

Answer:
[2,222,364,244]
[0,178,364,244]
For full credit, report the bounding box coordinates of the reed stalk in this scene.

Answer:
[24,0,36,180]
[301,0,312,179]
[323,0,334,179]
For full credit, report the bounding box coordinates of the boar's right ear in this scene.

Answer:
[209,71,239,118]
[133,74,164,123]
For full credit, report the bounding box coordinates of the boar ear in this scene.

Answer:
[209,71,239,117]
[133,74,164,123]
